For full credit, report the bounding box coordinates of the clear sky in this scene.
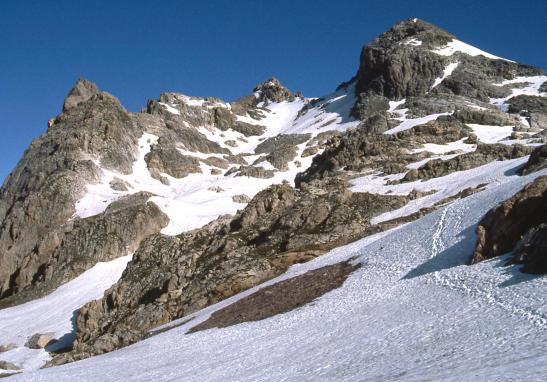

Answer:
[1,0,545,183]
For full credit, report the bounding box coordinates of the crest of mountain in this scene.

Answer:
[0,18,545,377]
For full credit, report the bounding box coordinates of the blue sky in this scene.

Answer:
[1,0,545,183]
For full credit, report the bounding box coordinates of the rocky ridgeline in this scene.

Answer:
[0,74,306,306]
[0,18,545,366]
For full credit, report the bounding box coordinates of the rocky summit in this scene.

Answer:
[0,18,546,380]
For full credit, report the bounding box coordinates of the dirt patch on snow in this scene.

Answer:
[189,260,359,332]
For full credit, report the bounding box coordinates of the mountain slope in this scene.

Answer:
[9,165,547,381]
[0,18,546,379]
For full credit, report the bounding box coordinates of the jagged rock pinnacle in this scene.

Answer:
[63,78,99,112]
[252,77,296,103]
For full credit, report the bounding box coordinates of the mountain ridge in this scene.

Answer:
[0,18,546,377]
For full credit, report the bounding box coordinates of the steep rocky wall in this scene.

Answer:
[0,80,143,299]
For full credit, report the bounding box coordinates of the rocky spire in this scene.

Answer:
[252,77,296,104]
[63,78,99,112]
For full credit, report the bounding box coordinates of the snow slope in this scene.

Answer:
[351,156,530,224]
[13,165,547,382]
[0,255,132,373]
[431,39,513,62]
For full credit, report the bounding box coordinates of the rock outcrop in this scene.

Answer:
[472,176,546,272]
[0,80,143,300]
[518,144,547,175]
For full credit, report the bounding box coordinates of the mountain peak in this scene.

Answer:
[63,78,99,112]
[252,77,296,103]
[371,18,454,50]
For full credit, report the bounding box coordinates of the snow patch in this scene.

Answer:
[490,75,547,111]
[431,62,459,89]
[385,111,452,134]
[431,39,513,62]
[158,102,180,115]
[467,124,514,144]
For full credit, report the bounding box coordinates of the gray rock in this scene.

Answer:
[145,142,201,179]
[232,194,251,203]
[225,166,275,179]
[109,177,132,191]
[0,360,21,371]
[0,81,141,300]
[62,78,99,112]
[0,343,16,353]
[252,78,296,104]
[518,144,547,175]
[355,19,453,100]
[25,333,56,349]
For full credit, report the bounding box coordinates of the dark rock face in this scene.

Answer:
[507,224,547,274]
[254,134,311,171]
[508,95,547,131]
[354,18,545,116]
[452,108,522,127]
[295,119,466,186]
[518,144,547,175]
[225,166,275,179]
[1,193,169,308]
[472,176,546,267]
[355,19,453,100]
[508,95,547,115]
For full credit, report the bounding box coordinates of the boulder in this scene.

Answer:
[25,333,56,349]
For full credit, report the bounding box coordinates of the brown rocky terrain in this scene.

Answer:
[472,175,546,273]
[189,260,359,333]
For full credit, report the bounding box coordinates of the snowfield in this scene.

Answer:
[0,255,132,373]
[10,164,547,382]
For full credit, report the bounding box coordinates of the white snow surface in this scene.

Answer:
[402,38,422,46]
[412,138,475,155]
[384,111,452,135]
[431,39,513,62]
[74,85,359,236]
[490,75,547,112]
[431,62,459,89]
[0,255,132,372]
[355,157,531,224]
[13,165,547,382]
[467,123,514,143]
